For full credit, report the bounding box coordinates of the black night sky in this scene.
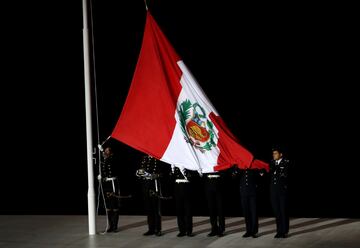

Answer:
[1,1,359,218]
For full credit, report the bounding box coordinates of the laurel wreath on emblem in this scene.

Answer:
[177,99,217,153]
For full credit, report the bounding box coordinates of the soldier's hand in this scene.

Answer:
[151,174,159,180]
[259,169,266,176]
[97,174,102,181]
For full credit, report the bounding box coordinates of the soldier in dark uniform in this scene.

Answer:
[232,166,265,238]
[203,171,225,237]
[270,147,290,238]
[136,155,167,236]
[171,165,194,237]
[98,146,120,232]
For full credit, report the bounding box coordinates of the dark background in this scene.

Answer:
[1,1,359,218]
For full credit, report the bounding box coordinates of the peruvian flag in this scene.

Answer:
[111,12,268,173]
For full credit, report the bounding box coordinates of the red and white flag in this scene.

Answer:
[111,13,268,173]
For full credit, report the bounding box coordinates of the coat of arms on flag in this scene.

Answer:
[178,99,217,153]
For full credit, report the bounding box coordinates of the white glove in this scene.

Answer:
[98,144,103,152]
[97,174,102,181]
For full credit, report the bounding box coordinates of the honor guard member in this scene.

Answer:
[98,146,120,232]
[171,165,194,237]
[203,171,225,237]
[136,155,167,236]
[270,147,290,238]
[232,166,265,238]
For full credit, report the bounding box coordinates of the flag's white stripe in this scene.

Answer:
[177,61,219,116]
[161,61,221,173]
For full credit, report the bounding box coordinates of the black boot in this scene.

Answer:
[112,211,119,232]
[106,211,114,232]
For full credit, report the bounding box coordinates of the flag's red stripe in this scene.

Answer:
[209,113,254,171]
[250,159,270,172]
[111,13,182,159]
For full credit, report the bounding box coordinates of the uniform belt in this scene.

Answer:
[105,177,117,181]
[206,175,220,178]
[175,179,189,183]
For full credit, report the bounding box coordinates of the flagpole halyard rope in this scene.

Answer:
[89,0,101,148]
[144,0,148,11]
[89,0,112,234]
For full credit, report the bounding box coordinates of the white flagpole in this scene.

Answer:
[82,0,96,235]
